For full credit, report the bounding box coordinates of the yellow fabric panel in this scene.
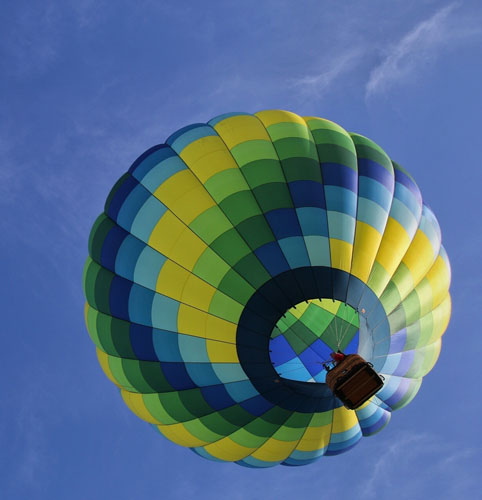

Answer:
[206,339,239,363]
[289,301,309,319]
[96,348,120,387]
[157,423,210,447]
[374,217,411,278]
[205,313,237,343]
[179,136,239,183]
[317,299,340,315]
[425,254,451,309]
[153,170,215,225]
[169,227,207,271]
[332,406,358,433]
[351,222,383,283]
[329,239,353,272]
[256,109,307,127]
[121,390,160,424]
[402,230,436,287]
[180,273,216,312]
[203,437,256,461]
[295,423,332,452]
[148,210,185,256]
[155,260,190,300]
[250,438,299,462]
[177,305,208,338]
[214,114,271,148]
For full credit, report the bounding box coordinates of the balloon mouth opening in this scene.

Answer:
[269,299,360,383]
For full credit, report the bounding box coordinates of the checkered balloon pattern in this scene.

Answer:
[83,111,451,467]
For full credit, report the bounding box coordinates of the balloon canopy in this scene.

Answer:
[83,110,451,467]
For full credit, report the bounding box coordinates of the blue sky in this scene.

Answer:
[1,1,481,498]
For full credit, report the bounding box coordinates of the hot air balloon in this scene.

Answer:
[83,110,451,467]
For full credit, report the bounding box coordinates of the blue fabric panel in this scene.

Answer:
[211,363,249,384]
[298,348,324,377]
[254,242,291,276]
[177,335,209,362]
[151,293,179,331]
[101,226,129,271]
[115,235,145,282]
[168,124,217,153]
[388,199,418,234]
[321,163,357,192]
[185,362,222,387]
[393,182,422,219]
[130,196,167,242]
[129,324,158,361]
[133,245,166,291]
[152,329,183,362]
[327,212,355,242]
[358,176,392,209]
[139,155,187,193]
[129,145,173,178]
[116,183,151,231]
[304,235,331,267]
[388,329,408,354]
[161,362,197,390]
[128,284,154,325]
[324,185,357,215]
[288,180,326,208]
[356,198,387,233]
[296,207,329,237]
[200,384,237,410]
[265,208,301,239]
[239,394,274,416]
[357,159,394,191]
[278,236,311,268]
[108,276,132,320]
[224,380,259,402]
[106,175,137,220]
[270,335,297,366]
[393,166,420,198]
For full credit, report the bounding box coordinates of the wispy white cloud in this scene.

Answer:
[290,48,363,100]
[365,2,481,98]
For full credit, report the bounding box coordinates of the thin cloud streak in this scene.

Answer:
[365,2,480,99]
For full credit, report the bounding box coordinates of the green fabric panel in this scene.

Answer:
[192,248,231,287]
[315,144,358,170]
[100,313,135,358]
[258,406,292,425]
[121,358,171,393]
[210,229,252,265]
[390,378,422,411]
[198,411,240,435]
[219,405,258,427]
[85,306,103,350]
[416,313,435,348]
[244,415,284,438]
[402,290,422,327]
[288,321,318,350]
[367,261,390,296]
[233,253,272,288]
[281,157,322,182]
[217,268,256,305]
[310,410,333,426]
[203,169,250,202]
[252,183,293,212]
[230,427,271,447]
[240,159,285,186]
[349,134,393,172]
[209,291,244,321]
[142,394,178,424]
[272,137,317,161]
[183,418,225,441]
[335,303,359,326]
[189,206,232,244]
[236,216,275,249]
[219,191,261,225]
[178,388,218,418]
[107,355,136,391]
[412,278,433,317]
[298,305,334,335]
[84,259,114,315]
[266,122,310,141]
[88,214,114,262]
[283,326,311,355]
[308,129,355,150]
[230,140,279,167]
[156,392,197,421]
[388,306,407,336]
[277,311,298,332]
[273,423,307,442]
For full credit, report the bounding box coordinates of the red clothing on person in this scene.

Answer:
[330,352,345,363]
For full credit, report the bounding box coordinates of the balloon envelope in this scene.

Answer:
[83,110,451,467]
